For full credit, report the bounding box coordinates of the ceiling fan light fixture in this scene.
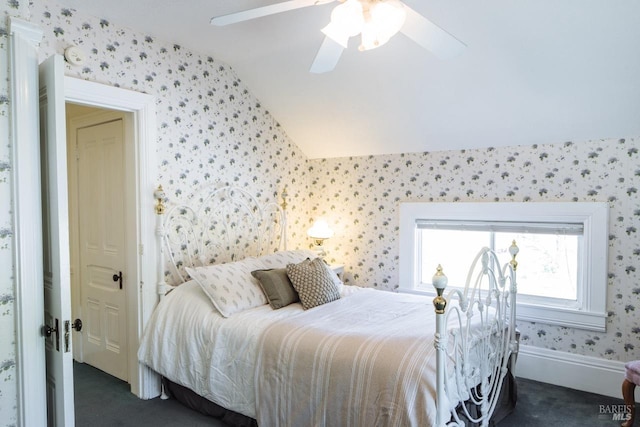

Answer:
[321,0,364,48]
[359,0,406,51]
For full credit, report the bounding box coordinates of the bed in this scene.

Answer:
[138,185,519,427]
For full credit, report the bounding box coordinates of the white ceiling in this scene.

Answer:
[54,0,640,159]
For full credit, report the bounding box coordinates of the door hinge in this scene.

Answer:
[139,244,144,255]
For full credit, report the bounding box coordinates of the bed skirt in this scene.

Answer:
[163,378,257,427]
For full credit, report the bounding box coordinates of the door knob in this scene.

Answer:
[41,318,60,352]
[113,271,123,289]
[72,318,83,332]
[41,323,57,337]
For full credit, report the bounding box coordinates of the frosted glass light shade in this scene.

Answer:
[359,0,406,51]
[307,219,334,240]
[321,0,364,48]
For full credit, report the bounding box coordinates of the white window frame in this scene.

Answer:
[399,202,609,332]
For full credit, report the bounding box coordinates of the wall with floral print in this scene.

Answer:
[310,137,640,361]
[1,0,638,423]
[32,0,312,235]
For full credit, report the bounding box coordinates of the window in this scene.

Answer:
[399,202,609,331]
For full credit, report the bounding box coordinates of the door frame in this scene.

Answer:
[9,16,47,427]
[64,77,158,398]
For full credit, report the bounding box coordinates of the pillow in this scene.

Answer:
[325,264,345,294]
[251,268,299,309]
[258,249,318,269]
[286,258,340,310]
[185,257,267,317]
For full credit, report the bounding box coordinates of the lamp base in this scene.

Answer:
[312,242,327,259]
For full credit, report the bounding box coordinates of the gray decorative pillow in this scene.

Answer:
[286,258,340,310]
[251,268,300,309]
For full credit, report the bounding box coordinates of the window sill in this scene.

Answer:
[517,303,606,332]
[397,287,607,332]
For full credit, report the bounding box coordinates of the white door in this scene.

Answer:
[40,55,75,426]
[75,116,129,381]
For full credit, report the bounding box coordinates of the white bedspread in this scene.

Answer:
[255,288,443,427]
[137,280,364,418]
[138,282,481,425]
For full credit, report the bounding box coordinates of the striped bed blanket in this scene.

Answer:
[254,288,467,427]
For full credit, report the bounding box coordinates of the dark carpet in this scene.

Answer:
[501,377,627,426]
[74,362,628,426]
[74,362,224,426]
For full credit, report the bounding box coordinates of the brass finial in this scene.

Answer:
[509,240,519,271]
[432,264,448,314]
[154,185,166,215]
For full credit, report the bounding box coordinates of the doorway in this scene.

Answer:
[66,104,133,382]
[62,76,160,403]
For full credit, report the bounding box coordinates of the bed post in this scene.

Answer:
[154,185,167,299]
[153,185,170,400]
[508,241,519,372]
[432,264,449,427]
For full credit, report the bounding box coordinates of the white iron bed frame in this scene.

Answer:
[153,184,288,298]
[151,184,519,427]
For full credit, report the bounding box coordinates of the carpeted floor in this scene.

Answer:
[74,361,628,426]
[501,377,627,426]
[74,362,223,426]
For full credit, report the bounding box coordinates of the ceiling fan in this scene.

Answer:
[210,0,466,73]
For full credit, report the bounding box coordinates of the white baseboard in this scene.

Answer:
[516,344,626,399]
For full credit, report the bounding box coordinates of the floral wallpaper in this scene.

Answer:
[1,0,638,423]
[311,137,640,361]
[31,0,317,270]
[32,0,312,230]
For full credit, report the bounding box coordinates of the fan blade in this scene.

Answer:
[211,0,333,26]
[400,5,466,60]
[310,36,344,74]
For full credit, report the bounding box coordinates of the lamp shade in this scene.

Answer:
[307,219,334,240]
[359,0,406,51]
[321,0,364,48]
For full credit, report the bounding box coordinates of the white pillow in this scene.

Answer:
[185,257,268,317]
[325,264,345,294]
[258,249,318,269]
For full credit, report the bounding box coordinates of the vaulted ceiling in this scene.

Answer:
[54,0,640,159]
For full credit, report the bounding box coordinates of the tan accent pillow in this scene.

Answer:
[251,268,299,309]
[286,258,340,310]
